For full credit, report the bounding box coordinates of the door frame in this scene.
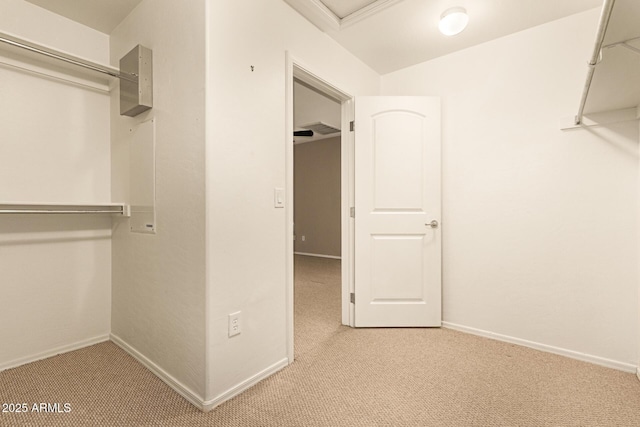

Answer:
[285,52,354,363]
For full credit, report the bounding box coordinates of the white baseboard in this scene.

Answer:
[110,333,206,410]
[0,334,110,373]
[442,322,637,373]
[202,357,289,412]
[294,252,341,260]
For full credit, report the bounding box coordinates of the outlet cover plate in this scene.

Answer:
[228,311,241,337]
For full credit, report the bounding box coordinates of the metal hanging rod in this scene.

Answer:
[0,58,110,93]
[0,32,137,83]
[2,210,121,214]
[575,0,616,125]
[0,203,130,216]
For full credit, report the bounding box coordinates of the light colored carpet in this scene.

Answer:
[1,254,640,426]
[293,254,342,357]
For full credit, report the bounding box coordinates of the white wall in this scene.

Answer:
[0,0,112,370]
[0,0,108,63]
[110,0,207,402]
[206,0,380,406]
[383,9,639,369]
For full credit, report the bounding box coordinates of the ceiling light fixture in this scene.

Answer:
[438,7,468,36]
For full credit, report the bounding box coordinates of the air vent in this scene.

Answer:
[300,121,341,135]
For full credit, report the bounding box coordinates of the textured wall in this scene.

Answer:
[206,0,380,403]
[110,0,207,399]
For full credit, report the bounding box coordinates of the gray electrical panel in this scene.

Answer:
[120,45,153,117]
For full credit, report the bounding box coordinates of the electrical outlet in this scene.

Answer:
[302,235,305,242]
[228,311,241,337]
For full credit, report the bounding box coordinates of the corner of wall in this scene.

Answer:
[109,0,207,404]
[110,333,206,410]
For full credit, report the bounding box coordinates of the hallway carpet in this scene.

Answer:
[1,255,639,426]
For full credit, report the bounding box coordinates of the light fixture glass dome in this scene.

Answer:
[438,7,468,36]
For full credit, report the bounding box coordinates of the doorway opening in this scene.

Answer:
[285,54,354,362]
[292,79,342,357]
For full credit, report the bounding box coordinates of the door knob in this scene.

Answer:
[426,220,439,228]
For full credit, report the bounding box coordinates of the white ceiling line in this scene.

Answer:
[284,0,404,32]
[339,0,404,30]
[286,0,340,32]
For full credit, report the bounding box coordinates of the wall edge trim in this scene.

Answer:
[202,358,289,412]
[0,334,110,373]
[442,322,637,373]
[294,251,341,260]
[110,333,205,410]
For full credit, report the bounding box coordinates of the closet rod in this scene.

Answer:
[0,32,136,83]
[0,59,110,93]
[0,210,123,214]
[0,204,129,216]
[575,0,616,125]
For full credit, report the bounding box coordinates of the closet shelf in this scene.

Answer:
[0,203,130,216]
[575,0,640,123]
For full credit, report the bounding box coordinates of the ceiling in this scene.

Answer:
[24,0,603,74]
[24,0,143,34]
[285,0,603,74]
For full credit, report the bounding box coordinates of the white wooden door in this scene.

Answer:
[354,96,441,327]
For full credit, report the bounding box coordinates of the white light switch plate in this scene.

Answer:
[274,188,284,208]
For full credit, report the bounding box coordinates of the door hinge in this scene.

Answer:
[350,207,355,218]
[350,292,355,304]
[350,121,355,132]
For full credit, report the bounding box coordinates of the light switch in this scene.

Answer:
[274,188,285,208]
